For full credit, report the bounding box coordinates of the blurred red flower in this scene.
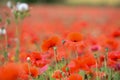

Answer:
[41,36,60,51]
[52,70,62,79]
[67,73,83,80]
[67,32,83,42]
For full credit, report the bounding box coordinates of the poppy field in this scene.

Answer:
[0,4,120,80]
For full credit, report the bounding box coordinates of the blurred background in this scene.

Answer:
[0,0,120,6]
[0,0,120,50]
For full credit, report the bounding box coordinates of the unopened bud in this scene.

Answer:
[27,57,31,61]
[0,28,6,35]
[2,29,6,35]
[53,46,57,50]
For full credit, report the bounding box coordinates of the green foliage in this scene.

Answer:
[34,60,66,80]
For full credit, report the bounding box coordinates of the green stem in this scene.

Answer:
[35,43,41,52]
[28,62,32,79]
[103,48,109,80]
[15,23,20,62]
[4,23,8,61]
[96,62,99,80]
[53,47,58,69]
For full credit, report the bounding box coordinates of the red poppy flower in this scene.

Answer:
[108,51,120,61]
[29,52,49,67]
[67,32,83,42]
[105,38,118,50]
[67,73,83,80]
[82,53,96,67]
[56,47,69,61]
[111,30,120,38]
[30,66,39,78]
[52,70,62,79]
[67,60,80,73]
[41,36,60,51]
[22,63,39,78]
[0,63,22,80]
[19,52,29,62]
[107,59,117,67]
[64,32,85,51]
[73,57,90,71]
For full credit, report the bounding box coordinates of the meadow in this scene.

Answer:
[0,2,120,80]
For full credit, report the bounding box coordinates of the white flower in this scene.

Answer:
[16,2,29,12]
[6,1,12,8]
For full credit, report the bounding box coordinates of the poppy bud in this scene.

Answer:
[26,57,31,62]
